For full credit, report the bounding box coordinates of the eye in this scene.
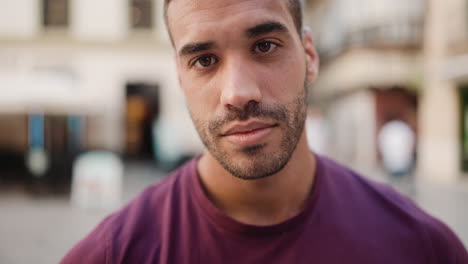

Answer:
[193,55,218,68]
[253,41,278,54]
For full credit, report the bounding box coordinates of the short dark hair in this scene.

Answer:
[163,0,303,44]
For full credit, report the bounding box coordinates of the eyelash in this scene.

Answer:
[191,54,218,69]
[190,40,281,69]
[252,40,280,54]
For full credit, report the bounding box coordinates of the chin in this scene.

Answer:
[214,146,292,180]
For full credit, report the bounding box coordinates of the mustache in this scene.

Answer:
[209,101,287,134]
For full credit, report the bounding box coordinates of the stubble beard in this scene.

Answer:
[191,86,308,180]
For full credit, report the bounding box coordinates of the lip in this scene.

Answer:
[221,121,277,147]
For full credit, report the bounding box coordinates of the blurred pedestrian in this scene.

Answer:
[379,120,415,176]
[378,119,416,195]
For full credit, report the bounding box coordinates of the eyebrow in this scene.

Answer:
[177,21,288,57]
[246,21,289,38]
[178,42,216,57]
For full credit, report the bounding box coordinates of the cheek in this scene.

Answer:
[259,54,306,101]
[181,76,220,120]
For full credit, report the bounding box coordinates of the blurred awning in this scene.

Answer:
[0,70,96,115]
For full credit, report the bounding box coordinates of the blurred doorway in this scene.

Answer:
[0,114,29,183]
[374,87,418,164]
[125,82,160,160]
[0,113,86,190]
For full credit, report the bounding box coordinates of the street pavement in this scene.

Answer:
[415,179,468,246]
[0,162,467,264]
[0,162,164,264]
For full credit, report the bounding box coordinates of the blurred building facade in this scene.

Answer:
[309,0,424,173]
[419,0,468,182]
[310,0,468,182]
[0,0,202,182]
[3,0,468,184]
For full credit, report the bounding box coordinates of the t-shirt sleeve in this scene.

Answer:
[424,216,468,264]
[60,215,114,264]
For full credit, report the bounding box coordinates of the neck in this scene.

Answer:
[197,133,316,226]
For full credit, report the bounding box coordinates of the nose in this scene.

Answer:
[219,56,262,110]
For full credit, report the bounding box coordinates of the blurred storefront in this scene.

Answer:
[0,0,203,186]
[309,0,424,171]
[309,0,468,182]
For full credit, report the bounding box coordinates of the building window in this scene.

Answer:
[43,0,69,27]
[130,0,153,29]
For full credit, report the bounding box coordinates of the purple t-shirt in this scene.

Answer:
[61,155,468,263]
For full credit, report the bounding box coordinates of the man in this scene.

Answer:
[62,0,468,263]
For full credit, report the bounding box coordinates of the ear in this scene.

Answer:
[302,27,319,83]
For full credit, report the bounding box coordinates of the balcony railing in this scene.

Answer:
[318,20,424,60]
[347,20,423,47]
[316,0,425,60]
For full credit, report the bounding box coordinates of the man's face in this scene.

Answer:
[168,0,318,179]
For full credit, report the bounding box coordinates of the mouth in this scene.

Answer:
[221,121,278,147]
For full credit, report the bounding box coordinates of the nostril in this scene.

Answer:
[225,100,261,121]
[225,104,238,112]
[226,100,258,111]
[245,100,259,110]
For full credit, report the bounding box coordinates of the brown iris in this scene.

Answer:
[257,42,271,53]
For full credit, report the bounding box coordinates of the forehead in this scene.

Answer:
[167,0,294,49]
